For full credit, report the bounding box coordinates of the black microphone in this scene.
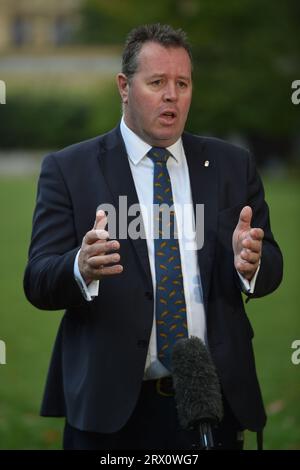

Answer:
[171,336,223,450]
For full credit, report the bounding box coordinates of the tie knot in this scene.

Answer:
[147,147,170,164]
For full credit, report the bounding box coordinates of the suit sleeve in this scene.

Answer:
[244,151,283,298]
[24,153,87,310]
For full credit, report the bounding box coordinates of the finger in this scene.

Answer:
[95,229,110,240]
[235,260,259,278]
[242,238,262,254]
[236,206,252,232]
[250,227,264,241]
[240,249,260,264]
[89,252,121,269]
[98,264,123,276]
[93,209,108,231]
[85,239,120,257]
[94,239,120,251]
[84,229,109,245]
[88,263,123,278]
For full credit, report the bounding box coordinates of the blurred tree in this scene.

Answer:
[78,0,299,161]
[78,0,174,44]
[181,0,300,137]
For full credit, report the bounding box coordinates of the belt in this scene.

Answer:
[143,376,174,397]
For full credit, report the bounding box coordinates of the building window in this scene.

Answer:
[52,16,73,45]
[11,16,32,46]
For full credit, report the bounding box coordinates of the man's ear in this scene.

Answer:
[116,73,129,104]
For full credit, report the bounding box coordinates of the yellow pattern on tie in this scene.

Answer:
[147,147,188,371]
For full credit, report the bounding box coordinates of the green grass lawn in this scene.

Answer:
[0,175,64,449]
[244,175,300,449]
[0,173,299,449]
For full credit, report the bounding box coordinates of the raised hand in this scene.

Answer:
[78,210,123,284]
[232,206,264,281]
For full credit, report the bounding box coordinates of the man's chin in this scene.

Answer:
[149,130,181,147]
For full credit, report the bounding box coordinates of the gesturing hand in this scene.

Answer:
[78,210,123,285]
[232,206,264,281]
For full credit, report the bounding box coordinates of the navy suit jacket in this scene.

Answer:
[24,126,283,433]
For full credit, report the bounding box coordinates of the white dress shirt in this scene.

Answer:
[74,118,259,378]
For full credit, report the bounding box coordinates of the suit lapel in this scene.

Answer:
[182,133,218,308]
[97,127,153,289]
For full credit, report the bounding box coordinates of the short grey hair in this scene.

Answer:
[122,23,192,81]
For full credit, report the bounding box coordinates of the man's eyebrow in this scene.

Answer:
[177,76,191,82]
[147,73,191,82]
[147,73,165,79]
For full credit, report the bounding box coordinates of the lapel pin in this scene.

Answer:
[204,160,210,167]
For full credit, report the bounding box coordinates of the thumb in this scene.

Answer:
[93,209,107,231]
[237,206,252,232]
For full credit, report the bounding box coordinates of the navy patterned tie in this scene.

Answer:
[147,147,188,371]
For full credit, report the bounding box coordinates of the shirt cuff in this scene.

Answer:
[237,261,261,294]
[74,250,99,301]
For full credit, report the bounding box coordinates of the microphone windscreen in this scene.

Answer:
[172,336,223,429]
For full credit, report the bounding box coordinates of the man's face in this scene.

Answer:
[117,42,192,147]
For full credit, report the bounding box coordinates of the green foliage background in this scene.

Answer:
[79,0,299,137]
[0,0,299,450]
[0,0,299,161]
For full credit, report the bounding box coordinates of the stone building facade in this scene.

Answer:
[0,0,81,50]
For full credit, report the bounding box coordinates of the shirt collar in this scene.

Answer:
[120,116,183,165]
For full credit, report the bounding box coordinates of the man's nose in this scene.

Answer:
[163,82,178,102]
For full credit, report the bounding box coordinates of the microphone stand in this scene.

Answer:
[199,421,215,450]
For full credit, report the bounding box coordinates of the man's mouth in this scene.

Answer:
[159,111,177,123]
[162,110,176,117]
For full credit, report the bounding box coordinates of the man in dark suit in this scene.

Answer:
[24,24,283,450]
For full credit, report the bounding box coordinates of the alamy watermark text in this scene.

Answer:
[0,340,6,365]
[0,80,6,104]
[291,340,300,365]
[291,80,300,105]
